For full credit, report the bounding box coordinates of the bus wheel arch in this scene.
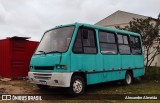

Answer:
[124,70,134,85]
[68,72,86,95]
[72,72,87,84]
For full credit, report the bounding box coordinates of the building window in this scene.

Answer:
[117,34,131,54]
[73,27,97,54]
[130,36,142,54]
[99,31,118,54]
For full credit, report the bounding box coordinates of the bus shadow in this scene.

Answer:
[85,81,123,93]
[34,81,120,93]
[32,80,141,99]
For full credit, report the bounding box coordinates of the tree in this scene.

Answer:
[116,16,160,69]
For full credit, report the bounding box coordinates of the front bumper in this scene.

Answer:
[28,72,73,87]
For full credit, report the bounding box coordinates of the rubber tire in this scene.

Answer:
[124,71,133,85]
[68,76,85,95]
[37,84,49,90]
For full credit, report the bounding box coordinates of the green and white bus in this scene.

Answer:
[28,23,144,95]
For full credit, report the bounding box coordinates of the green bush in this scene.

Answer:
[144,67,160,81]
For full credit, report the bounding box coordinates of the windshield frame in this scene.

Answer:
[34,25,75,55]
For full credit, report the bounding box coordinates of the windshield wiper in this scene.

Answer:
[38,50,46,55]
[46,51,62,54]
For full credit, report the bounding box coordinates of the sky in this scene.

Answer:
[0,0,160,41]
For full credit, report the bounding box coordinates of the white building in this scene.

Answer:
[95,10,160,67]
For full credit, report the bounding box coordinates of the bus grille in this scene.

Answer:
[33,73,52,80]
[34,66,54,70]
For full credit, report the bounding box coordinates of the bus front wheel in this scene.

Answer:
[68,76,85,95]
[124,71,133,85]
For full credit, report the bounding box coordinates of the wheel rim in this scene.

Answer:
[126,74,131,84]
[73,79,83,93]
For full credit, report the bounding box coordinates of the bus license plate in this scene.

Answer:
[39,80,47,85]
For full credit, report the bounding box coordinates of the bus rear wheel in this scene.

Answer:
[124,71,133,85]
[68,76,85,95]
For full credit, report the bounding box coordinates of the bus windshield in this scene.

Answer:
[35,26,74,54]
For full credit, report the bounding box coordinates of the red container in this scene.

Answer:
[0,36,38,78]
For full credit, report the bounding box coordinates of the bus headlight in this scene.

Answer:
[56,65,67,69]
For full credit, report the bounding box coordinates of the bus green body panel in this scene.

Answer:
[29,23,144,86]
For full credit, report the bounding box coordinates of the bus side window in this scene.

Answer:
[130,36,142,54]
[82,29,90,46]
[73,30,83,53]
[73,27,97,54]
[99,31,118,54]
[117,34,131,54]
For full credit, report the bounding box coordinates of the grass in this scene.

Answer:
[0,67,159,103]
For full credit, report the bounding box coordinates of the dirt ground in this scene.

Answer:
[0,79,159,103]
[0,79,50,103]
[0,81,28,94]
